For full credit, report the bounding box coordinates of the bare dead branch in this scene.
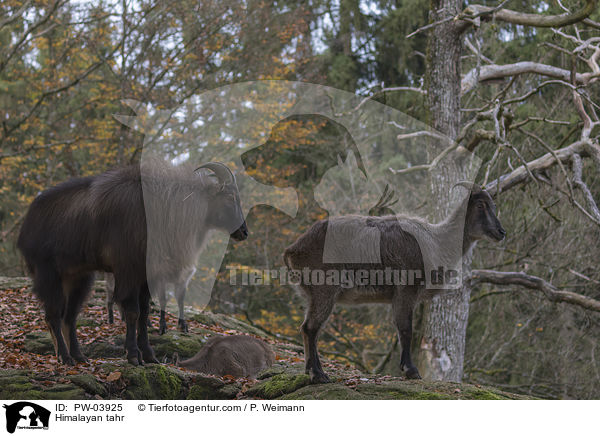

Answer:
[471,269,600,313]
[485,140,588,195]
[406,15,455,39]
[463,0,597,28]
[503,79,578,105]
[334,86,426,117]
[572,153,600,222]
[462,62,595,95]
[510,117,572,130]
[465,129,495,152]
[518,128,575,198]
[389,139,460,175]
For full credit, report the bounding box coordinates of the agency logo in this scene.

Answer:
[3,402,50,433]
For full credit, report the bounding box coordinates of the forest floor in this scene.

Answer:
[0,277,533,400]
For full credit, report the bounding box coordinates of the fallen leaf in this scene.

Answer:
[106,371,122,382]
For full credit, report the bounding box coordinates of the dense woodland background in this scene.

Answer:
[0,0,599,399]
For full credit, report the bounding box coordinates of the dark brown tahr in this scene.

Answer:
[284,183,505,383]
[17,160,247,366]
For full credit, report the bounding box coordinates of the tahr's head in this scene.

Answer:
[196,162,248,241]
[455,181,506,242]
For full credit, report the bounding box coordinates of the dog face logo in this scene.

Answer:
[3,402,50,433]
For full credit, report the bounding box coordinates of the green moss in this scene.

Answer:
[190,313,218,327]
[0,376,32,387]
[0,380,87,400]
[23,332,54,355]
[464,389,506,400]
[121,364,183,400]
[256,364,286,380]
[84,341,123,359]
[247,373,311,399]
[153,365,183,399]
[1,382,36,393]
[149,332,205,361]
[217,383,241,399]
[0,369,30,378]
[388,390,452,400]
[354,382,453,400]
[186,376,229,400]
[68,374,108,397]
[280,384,366,400]
[0,390,44,400]
[41,383,87,399]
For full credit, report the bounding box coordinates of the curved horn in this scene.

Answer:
[452,181,482,193]
[195,162,235,186]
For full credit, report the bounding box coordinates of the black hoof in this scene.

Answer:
[405,367,422,380]
[61,355,75,366]
[72,353,88,363]
[178,319,188,333]
[309,370,331,384]
[141,348,159,364]
[127,350,143,366]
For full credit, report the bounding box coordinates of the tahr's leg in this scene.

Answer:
[301,288,338,384]
[33,264,72,365]
[175,281,188,333]
[137,283,158,363]
[393,289,421,379]
[62,273,94,363]
[158,287,168,335]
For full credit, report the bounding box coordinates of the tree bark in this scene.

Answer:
[417,0,468,382]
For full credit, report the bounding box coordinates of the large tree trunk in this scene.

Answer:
[416,0,470,382]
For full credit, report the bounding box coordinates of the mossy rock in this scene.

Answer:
[280,383,367,400]
[354,381,454,400]
[217,382,241,399]
[83,341,124,359]
[185,376,239,400]
[0,371,88,400]
[148,331,207,362]
[0,277,31,289]
[40,383,87,400]
[0,376,38,399]
[68,374,108,397]
[256,364,287,380]
[353,380,529,400]
[23,332,54,355]
[121,364,184,400]
[459,385,525,400]
[246,373,311,399]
